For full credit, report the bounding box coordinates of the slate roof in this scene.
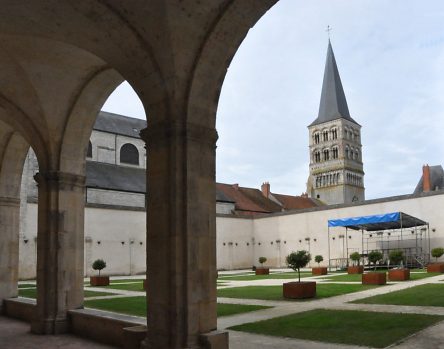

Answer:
[86,161,146,193]
[94,111,147,138]
[271,193,322,210]
[216,183,282,215]
[413,165,444,194]
[309,40,359,127]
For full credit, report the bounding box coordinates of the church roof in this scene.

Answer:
[86,161,146,193]
[413,165,444,194]
[94,111,147,138]
[309,40,359,127]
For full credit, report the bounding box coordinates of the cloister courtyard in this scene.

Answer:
[3,269,444,348]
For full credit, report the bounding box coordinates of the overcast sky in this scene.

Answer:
[102,0,444,200]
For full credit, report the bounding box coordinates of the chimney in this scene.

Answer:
[423,164,431,192]
[301,192,308,198]
[232,183,239,190]
[261,182,270,198]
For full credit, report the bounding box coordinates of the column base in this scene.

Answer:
[31,317,68,335]
[140,331,228,349]
[199,330,229,349]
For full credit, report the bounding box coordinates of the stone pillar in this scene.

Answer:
[140,121,227,348]
[31,171,85,334]
[0,196,20,313]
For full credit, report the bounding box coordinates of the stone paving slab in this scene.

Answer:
[0,315,117,349]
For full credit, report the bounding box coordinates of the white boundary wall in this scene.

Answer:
[18,192,444,279]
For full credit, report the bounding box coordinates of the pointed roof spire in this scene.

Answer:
[309,40,359,127]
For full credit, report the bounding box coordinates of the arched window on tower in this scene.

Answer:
[323,131,328,141]
[323,149,329,161]
[120,143,139,165]
[314,132,320,144]
[331,128,338,140]
[86,141,92,158]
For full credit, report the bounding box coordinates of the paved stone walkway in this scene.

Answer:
[0,315,116,349]
[12,270,444,348]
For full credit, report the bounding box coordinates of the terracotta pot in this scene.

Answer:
[90,276,110,286]
[283,281,316,299]
[362,272,386,285]
[255,267,269,275]
[348,266,364,274]
[312,267,328,275]
[388,269,410,281]
[427,263,444,273]
[143,279,148,290]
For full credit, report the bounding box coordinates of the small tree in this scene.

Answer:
[431,247,444,262]
[350,252,361,266]
[368,251,383,271]
[258,256,267,266]
[286,250,311,282]
[389,250,404,267]
[92,259,106,276]
[314,255,323,266]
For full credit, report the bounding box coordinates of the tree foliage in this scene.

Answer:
[286,250,311,282]
[368,251,383,271]
[92,259,107,276]
[431,247,444,262]
[314,255,323,266]
[258,256,267,265]
[389,250,404,266]
[350,252,361,266]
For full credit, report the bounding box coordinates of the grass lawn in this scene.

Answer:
[319,271,439,282]
[228,309,443,348]
[353,283,444,307]
[217,283,378,301]
[218,272,311,281]
[18,288,112,299]
[84,296,270,317]
[101,282,144,292]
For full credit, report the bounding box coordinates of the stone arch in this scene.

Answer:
[0,122,30,310]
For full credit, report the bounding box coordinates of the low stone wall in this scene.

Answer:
[69,308,145,347]
[3,298,36,322]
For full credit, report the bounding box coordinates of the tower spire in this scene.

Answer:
[309,40,358,126]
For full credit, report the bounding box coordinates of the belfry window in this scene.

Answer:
[323,149,329,161]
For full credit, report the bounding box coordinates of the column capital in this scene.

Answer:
[140,121,218,148]
[34,171,86,189]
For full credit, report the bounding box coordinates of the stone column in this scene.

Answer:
[0,196,20,312]
[31,171,85,334]
[140,121,227,349]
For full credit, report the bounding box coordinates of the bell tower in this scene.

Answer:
[307,40,365,205]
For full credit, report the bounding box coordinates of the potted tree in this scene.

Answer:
[427,247,444,273]
[256,256,269,275]
[90,259,110,286]
[312,255,327,275]
[283,250,315,299]
[362,251,386,285]
[348,252,363,274]
[388,250,410,281]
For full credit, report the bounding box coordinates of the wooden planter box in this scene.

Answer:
[348,266,363,274]
[283,281,316,299]
[427,263,444,273]
[362,272,386,285]
[312,267,328,276]
[90,276,110,286]
[388,269,410,281]
[255,267,269,275]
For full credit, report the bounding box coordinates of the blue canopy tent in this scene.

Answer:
[327,212,430,270]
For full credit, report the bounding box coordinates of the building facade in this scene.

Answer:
[308,41,365,205]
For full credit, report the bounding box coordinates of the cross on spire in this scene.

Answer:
[326,25,332,39]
